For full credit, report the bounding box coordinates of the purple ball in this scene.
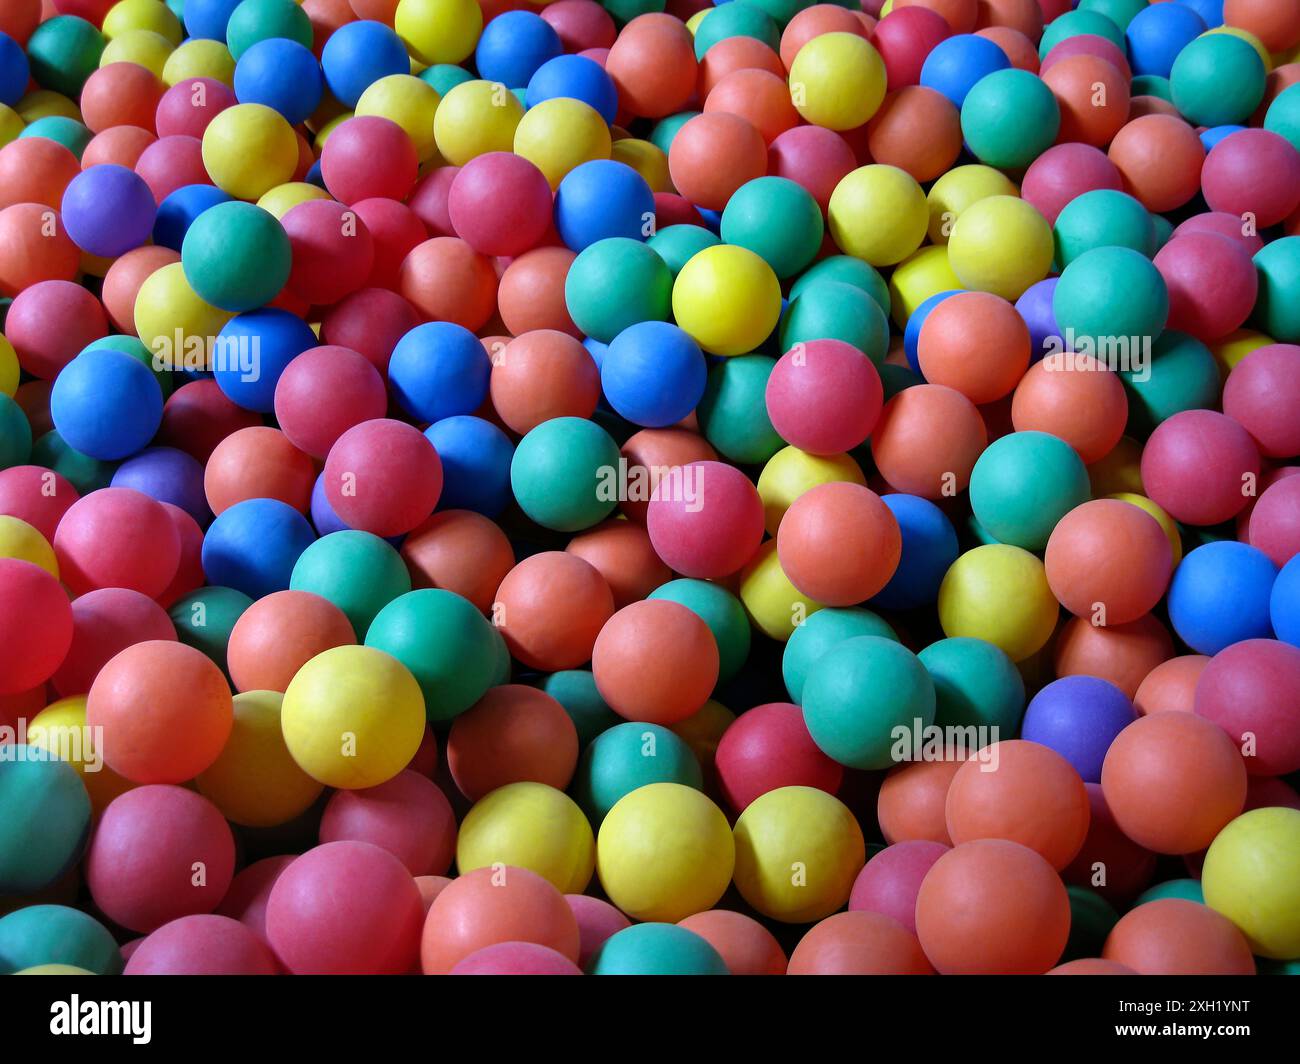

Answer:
[111,446,211,526]
[60,164,158,258]
[1020,675,1135,783]
[1015,277,1061,363]
[310,472,350,536]
[848,840,948,934]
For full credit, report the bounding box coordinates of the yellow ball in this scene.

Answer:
[612,136,670,193]
[1212,327,1273,378]
[887,244,963,329]
[948,194,1053,300]
[162,39,235,86]
[456,781,595,894]
[356,74,441,163]
[938,544,1059,662]
[739,540,823,642]
[100,29,173,78]
[788,32,887,131]
[926,163,1019,244]
[312,110,352,150]
[396,0,483,66]
[280,645,426,790]
[134,262,234,371]
[16,90,80,123]
[686,8,708,34]
[0,333,19,395]
[103,0,183,44]
[1203,807,1300,960]
[14,964,94,975]
[0,104,24,148]
[256,181,331,219]
[202,103,299,201]
[1087,434,1144,496]
[733,785,865,923]
[432,79,524,166]
[27,697,136,814]
[196,690,324,828]
[514,97,612,189]
[596,782,734,922]
[1109,493,1182,567]
[757,444,866,534]
[0,516,57,576]
[828,164,928,267]
[672,243,781,357]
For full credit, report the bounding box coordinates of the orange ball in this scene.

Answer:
[668,112,767,212]
[86,640,234,784]
[1103,898,1256,975]
[398,237,497,332]
[605,13,698,119]
[780,5,868,71]
[1100,712,1247,854]
[1047,958,1136,975]
[877,758,962,845]
[226,590,356,694]
[974,0,1042,39]
[704,69,800,145]
[101,245,179,335]
[618,427,717,524]
[1042,54,1128,149]
[918,291,1031,404]
[1044,499,1172,625]
[698,36,784,98]
[1133,654,1209,716]
[489,329,600,435]
[776,482,901,606]
[915,838,1070,974]
[0,138,81,210]
[0,204,80,296]
[864,86,962,183]
[1224,0,1300,53]
[80,62,164,134]
[82,127,157,170]
[975,26,1039,72]
[677,909,788,975]
[787,911,933,975]
[870,384,988,499]
[1053,613,1173,700]
[1127,95,1180,120]
[203,426,316,516]
[420,864,580,974]
[400,510,515,614]
[566,518,671,609]
[945,739,1091,870]
[591,599,719,725]
[348,0,396,21]
[496,246,579,338]
[493,551,615,671]
[1010,354,1128,464]
[1253,63,1300,124]
[1107,114,1205,214]
[446,685,579,802]
[893,0,977,33]
[0,0,40,44]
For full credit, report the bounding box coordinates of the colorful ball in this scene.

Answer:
[1203,807,1300,960]
[455,782,595,893]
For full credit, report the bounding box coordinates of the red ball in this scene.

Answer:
[1223,344,1300,459]
[158,503,206,609]
[51,587,176,697]
[319,770,458,876]
[0,465,79,540]
[282,198,375,307]
[872,7,952,91]
[1153,232,1257,342]
[541,0,616,51]
[1195,638,1300,777]
[216,854,294,942]
[493,551,614,671]
[446,685,580,801]
[323,419,443,537]
[53,487,182,599]
[0,137,80,211]
[157,379,262,463]
[646,460,765,578]
[1172,210,1265,257]
[1062,782,1156,905]
[155,78,236,140]
[449,152,553,258]
[1140,409,1261,527]
[1201,129,1300,230]
[4,279,108,380]
[134,135,210,204]
[788,910,933,975]
[496,245,578,336]
[320,287,421,376]
[407,165,458,237]
[124,914,280,975]
[1020,143,1123,225]
[1249,475,1300,568]
[1103,898,1255,975]
[321,116,419,204]
[274,345,388,459]
[715,702,845,812]
[776,482,901,605]
[350,197,427,291]
[767,126,857,215]
[765,339,884,454]
[0,558,73,695]
[847,839,948,934]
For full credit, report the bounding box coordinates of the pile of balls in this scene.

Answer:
[1,0,1299,977]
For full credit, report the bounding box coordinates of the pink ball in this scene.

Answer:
[564,894,630,967]
[645,459,764,578]
[449,152,554,258]
[450,941,584,975]
[1153,232,1257,342]
[1223,344,1300,458]
[1201,129,1300,230]
[765,338,884,455]
[351,197,428,291]
[51,587,177,696]
[320,287,421,377]
[408,165,459,237]
[5,279,108,379]
[1248,475,1300,568]
[282,198,375,307]
[541,0,616,51]
[715,702,845,813]
[0,465,79,540]
[323,419,443,537]
[274,345,388,459]
[216,854,295,943]
[848,840,949,935]
[134,135,209,203]
[1040,34,1132,81]
[1140,410,1261,527]
[124,914,279,975]
[767,126,857,215]
[265,840,424,975]
[0,558,73,695]
[86,785,236,933]
[319,770,457,876]
[1195,639,1300,777]
[872,7,951,91]
[53,487,182,598]
[1020,143,1123,225]
[157,502,206,609]
[321,116,419,205]
[154,78,236,140]
[1171,211,1265,257]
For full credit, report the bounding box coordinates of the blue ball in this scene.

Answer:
[1271,555,1300,649]
[1020,676,1136,783]
[234,38,323,125]
[310,472,347,536]
[60,165,157,259]
[475,10,563,90]
[110,446,211,525]
[183,0,242,40]
[526,54,618,124]
[388,321,491,423]
[601,321,706,428]
[0,32,29,107]
[1126,2,1207,78]
[320,20,409,107]
[903,289,961,375]
[213,308,317,412]
[555,159,655,251]
[1174,0,1223,29]
[583,336,608,371]
[1015,277,1061,363]
[1168,540,1278,654]
[920,34,1011,109]
[50,349,164,462]
[1200,124,1245,152]
[153,184,233,252]
[869,494,959,611]
[201,497,316,599]
[423,415,514,517]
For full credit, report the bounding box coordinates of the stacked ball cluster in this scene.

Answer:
[2,0,1300,977]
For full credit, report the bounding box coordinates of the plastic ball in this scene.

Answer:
[947,194,1053,300]
[233,37,320,126]
[200,102,296,201]
[967,431,1087,552]
[667,112,765,214]
[447,152,552,257]
[0,749,89,894]
[1170,32,1264,127]
[848,840,948,936]
[564,237,669,343]
[1141,409,1260,527]
[676,909,785,976]
[52,486,179,597]
[395,0,481,66]
[646,459,764,579]
[322,419,442,538]
[319,770,455,877]
[604,14,696,120]
[781,279,891,363]
[124,913,277,976]
[827,164,927,268]
[509,416,619,532]
[574,721,702,822]
[601,321,706,428]
[919,31,1009,109]
[446,685,578,801]
[49,347,163,461]
[320,115,418,205]
[455,782,594,893]
[776,483,899,606]
[787,910,933,975]
[1250,476,1300,569]
[179,199,288,313]
[937,544,1058,662]
[671,243,781,357]
[272,346,386,462]
[1223,344,1300,458]
[961,67,1059,170]
[0,905,120,975]
[1203,807,1300,960]
[398,236,497,332]
[1103,898,1255,975]
[490,330,598,436]
[1195,639,1300,777]
[587,922,728,975]
[865,85,962,184]
[1010,354,1128,466]
[870,383,987,499]
[59,163,156,259]
[449,942,582,976]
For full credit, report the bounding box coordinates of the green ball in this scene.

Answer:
[587,922,729,975]
[84,335,172,397]
[779,280,890,365]
[510,416,620,532]
[1053,189,1156,269]
[25,16,105,98]
[225,0,313,61]
[289,530,411,639]
[783,607,898,704]
[802,636,936,770]
[1134,877,1204,906]
[695,355,783,465]
[603,0,666,25]
[1053,245,1169,348]
[18,116,93,160]
[574,721,703,822]
[1251,235,1300,342]
[966,513,1001,546]
[649,111,698,155]
[1063,886,1120,962]
[419,63,474,97]
[916,636,1025,735]
[1265,83,1300,153]
[1038,9,1125,59]
[0,752,91,895]
[1150,211,1174,251]
[166,0,186,20]
[181,202,291,313]
[0,392,32,470]
[790,255,891,318]
[538,669,620,747]
[648,578,751,685]
[564,238,672,343]
[969,431,1090,550]
[721,177,824,279]
[168,585,253,674]
[1170,34,1265,127]
[0,905,122,975]
[364,589,498,722]
[693,2,779,61]
[1077,0,1148,30]
[1120,330,1220,435]
[30,431,115,493]
[647,224,719,277]
[1131,74,1172,102]
[961,68,1061,171]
